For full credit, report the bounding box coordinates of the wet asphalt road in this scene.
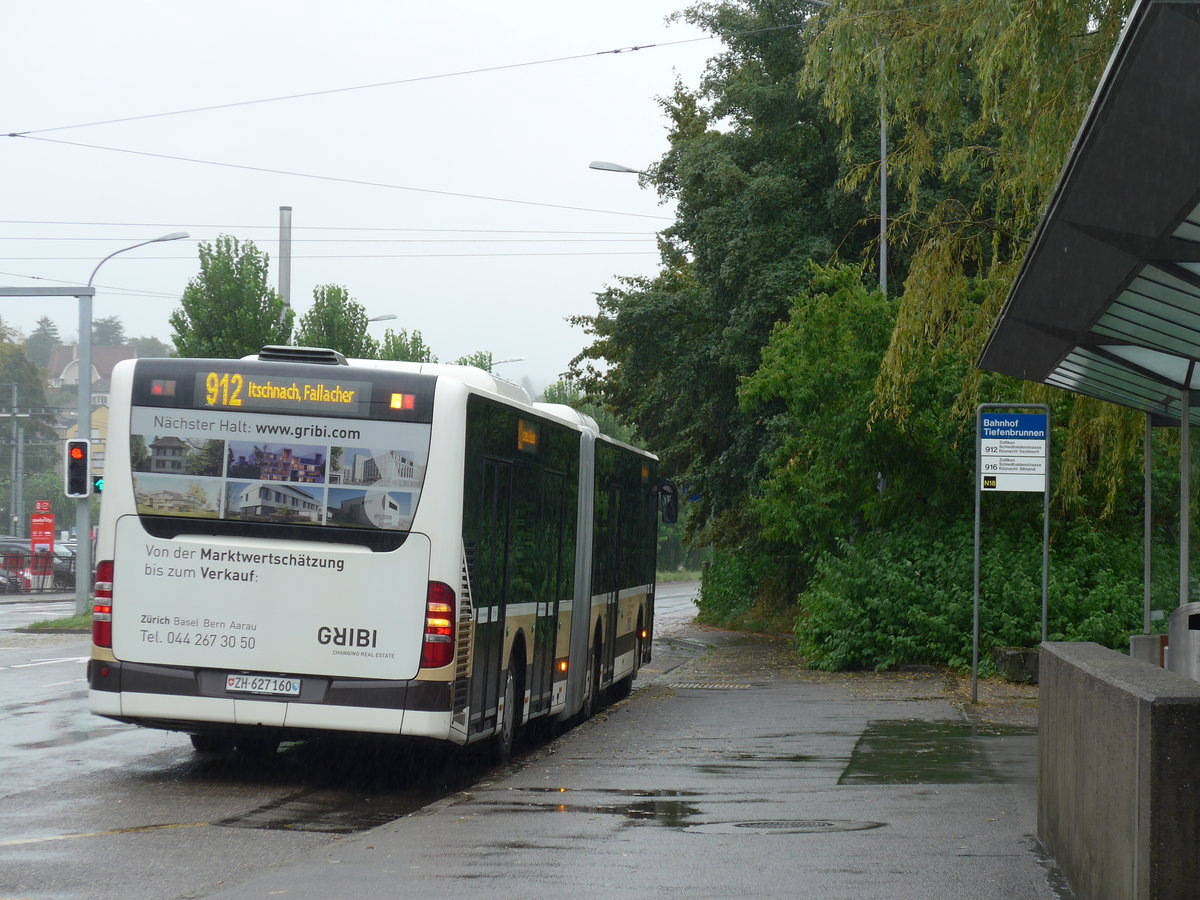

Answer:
[0,583,1065,898]
[0,583,704,899]
[202,588,1061,899]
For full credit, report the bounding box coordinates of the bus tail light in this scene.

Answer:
[93,559,114,648]
[420,581,455,669]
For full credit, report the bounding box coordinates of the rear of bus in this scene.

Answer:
[87,351,466,748]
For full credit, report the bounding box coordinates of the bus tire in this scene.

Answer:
[491,668,516,763]
[581,636,602,719]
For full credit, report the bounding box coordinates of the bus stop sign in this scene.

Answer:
[979,412,1048,492]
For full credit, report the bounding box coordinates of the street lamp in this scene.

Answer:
[75,231,189,614]
[588,161,643,175]
[368,314,397,323]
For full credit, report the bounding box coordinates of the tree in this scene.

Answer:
[25,317,60,369]
[169,235,292,358]
[377,328,436,363]
[570,0,872,550]
[0,342,56,478]
[128,335,173,358]
[803,0,1140,509]
[92,315,126,346]
[453,351,492,370]
[540,378,634,443]
[293,285,379,358]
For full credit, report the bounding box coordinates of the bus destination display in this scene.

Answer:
[194,370,373,416]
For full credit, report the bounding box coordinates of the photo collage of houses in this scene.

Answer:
[129,432,429,531]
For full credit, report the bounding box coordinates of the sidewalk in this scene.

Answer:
[0,590,77,604]
[207,622,1065,899]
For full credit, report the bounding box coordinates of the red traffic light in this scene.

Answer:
[64,439,91,498]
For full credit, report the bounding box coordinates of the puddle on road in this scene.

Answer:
[17,722,130,750]
[839,719,1036,785]
[478,788,704,827]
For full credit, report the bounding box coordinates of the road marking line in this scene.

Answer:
[10,657,87,669]
[0,822,209,847]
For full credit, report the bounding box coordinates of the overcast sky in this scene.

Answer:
[2,1,721,393]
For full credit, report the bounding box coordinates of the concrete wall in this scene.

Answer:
[1040,642,1200,899]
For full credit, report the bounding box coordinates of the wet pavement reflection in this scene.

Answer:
[840,719,1037,785]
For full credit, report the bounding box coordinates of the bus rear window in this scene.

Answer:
[128,411,431,533]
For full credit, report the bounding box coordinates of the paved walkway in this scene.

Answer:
[206,623,1065,899]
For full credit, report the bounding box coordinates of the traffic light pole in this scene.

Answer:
[0,286,96,616]
[3,232,188,616]
[75,287,92,617]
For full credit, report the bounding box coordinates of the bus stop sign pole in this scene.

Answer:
[973,403,1051,704]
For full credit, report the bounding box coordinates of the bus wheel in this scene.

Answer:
[491,668,516,763]
[581,638,602,719]
[190,732,234,754]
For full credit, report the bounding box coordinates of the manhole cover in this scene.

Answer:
[667,682,754,690]
[685,819,885,835]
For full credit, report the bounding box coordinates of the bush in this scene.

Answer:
[696,547,799,633]
[796,517,1158,671]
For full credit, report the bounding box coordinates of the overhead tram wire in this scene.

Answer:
[0,251,659,261]
[0,237,655,244]
[0,270,181,300]
[1,26,811,138]
[12,135,672,222]
[0,222,658,236]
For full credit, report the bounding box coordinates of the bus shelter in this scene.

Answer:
[978,0,1200,629]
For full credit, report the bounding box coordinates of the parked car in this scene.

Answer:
[0,540,77,592]
[51,545,76,590]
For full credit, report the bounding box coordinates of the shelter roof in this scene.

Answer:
[978,0,1200,424]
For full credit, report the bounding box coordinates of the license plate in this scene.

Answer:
[225,674,301,696]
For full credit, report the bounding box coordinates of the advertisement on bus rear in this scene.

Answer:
[112,405,436,680]
[127,406,431,532]
[113,517,430,679]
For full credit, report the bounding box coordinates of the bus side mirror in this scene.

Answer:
[655,478,679,525]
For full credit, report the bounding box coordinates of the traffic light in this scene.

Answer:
[91,475,105,494]
[64,439,91,498]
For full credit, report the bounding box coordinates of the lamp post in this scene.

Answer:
[75,231,189,614]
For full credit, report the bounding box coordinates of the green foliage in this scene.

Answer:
[21,472,80,528]
[92,315,126,346]
[572,1,873,565]
[803,0,1142,507]
[376,328,436,363]
[695,545,802,632]
[293,285,378,358]
[539,378,634,443]
[170,235,292,359]
[453,351,493,370]
[128,335,173,358]
[568,0,1169,671]
[797,517,1157,672]
[739,264,895,560]
[0,343,56,475]
[25,316,59,369]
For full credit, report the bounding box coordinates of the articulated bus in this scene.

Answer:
[87,346,676,758]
